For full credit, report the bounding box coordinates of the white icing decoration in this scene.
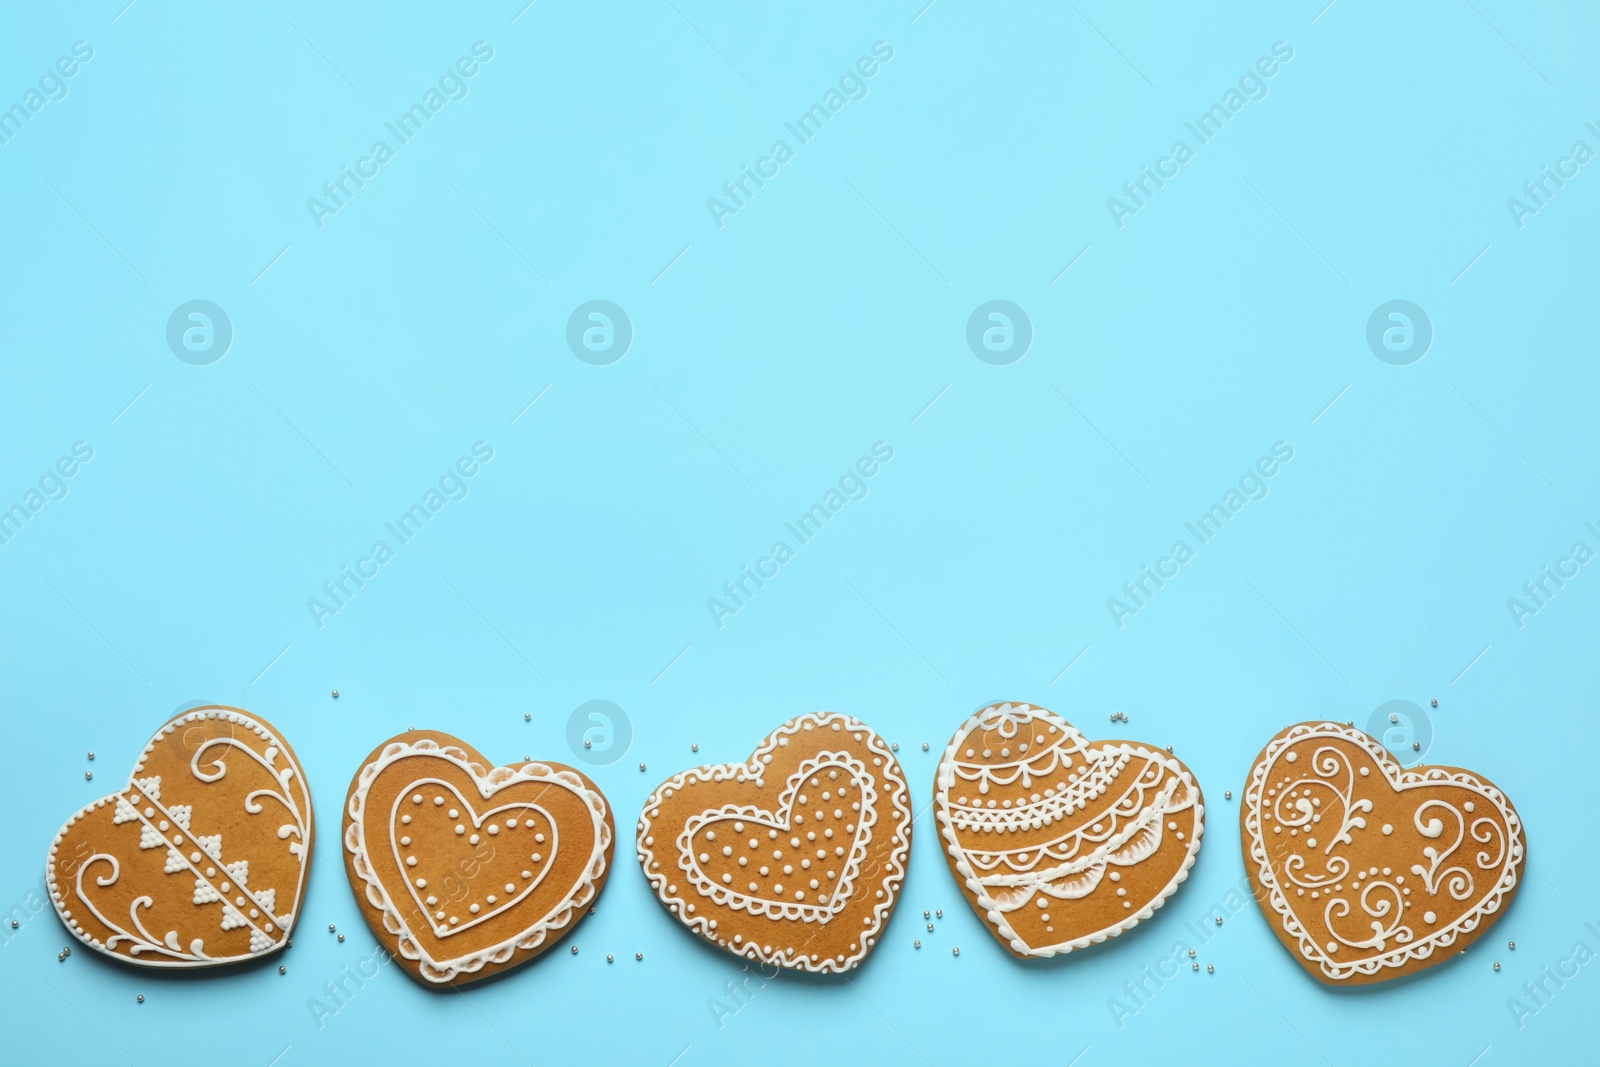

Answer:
[343,737,612,985]
[935,703,1204,957]
[1242,721,1523,982]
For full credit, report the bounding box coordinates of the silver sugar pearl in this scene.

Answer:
[635,952,642,961]
[692,743,699,752]
[1494,962,1501,971]
[328,924,336,933]
[1225,790,1233,800]
[87,752,95,761]
[84,771,92,780]
[891,743,899,752]
[639,762,646,772]
[137,995,144,1003]
[1188,949,1196,958]
[1412,742,1420,751]
[1509,941,1516,950]
[583,739,591,748]
[524,713,531,721]
[1207,964,1214,973]
[952,948,960,957]
[1431,699,1438,708]
[337,934,344,942]
[278,965,286,975]
[1192,962,1199,971]
[926,923,933,931]
[1214,916,1223,926]
[8,920,16,929]
[331,690,339,699]
[923,910,930,919]
[914,940,921,949]
[921,743,929,751]
[935,909,942,918]
[571,946,578,955]
[607,954,614,963]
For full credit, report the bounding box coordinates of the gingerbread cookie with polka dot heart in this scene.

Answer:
[1241,721,1525,984]
[343,731,613,986]
[46,706,313,969]
[636,712,912,973]
[935,702,1204,958]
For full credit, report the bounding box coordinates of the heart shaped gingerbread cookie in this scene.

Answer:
[342,731,613,986]
[1241,721,1525,984]
[46,706,313,968]
[636,712,911,973]
[935,702,1203,958]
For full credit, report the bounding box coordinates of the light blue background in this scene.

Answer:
[3,1,1597,1064]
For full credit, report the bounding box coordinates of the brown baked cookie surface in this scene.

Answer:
[47,706,313,968]
[1240,721,1525,984]
[935,702,1203,958]
[342,730,613,986]
[636,712,911,973]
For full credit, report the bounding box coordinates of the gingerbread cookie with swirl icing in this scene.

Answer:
[342,730,613,986]
[46,706,314,969]
[935,702,1204,958]
[636,712,912,973]
[1240,721,1525,984]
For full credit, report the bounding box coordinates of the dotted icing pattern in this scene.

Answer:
[1241,721,1525,982]
[45,707,312,969]
[636,712,912,974]
[344,737,612,984]
[935,703,1204,958]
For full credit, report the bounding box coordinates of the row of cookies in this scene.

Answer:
[45,702,1524,988]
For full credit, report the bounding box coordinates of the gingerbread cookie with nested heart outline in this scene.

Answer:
[636,712,912,973]
[1241,721,1525,984]
[46,706,313,968]
[343,730,613,986]
[935,702,1204,958]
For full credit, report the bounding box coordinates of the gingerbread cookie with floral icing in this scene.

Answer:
[1240,721,1525,984]
[343,731,613,986]
[46,706,313,968]
[935,702,1203,958]
[636,712,912,973]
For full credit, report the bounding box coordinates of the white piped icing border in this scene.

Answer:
[636,712,912,974]
[1242,721,1525,982]
[344,738,612,984]
[935,703,1203,958]
[46,706,313,968]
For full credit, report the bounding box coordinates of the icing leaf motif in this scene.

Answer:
[196,834,223,860]
[138,824,165,850]
[225,860,249,887]
[168,805,193,830]
[133,775,161,801]
[163,849,186,874]
[112,797,140,825]
[220,905,248,931]
[193,878,222,905]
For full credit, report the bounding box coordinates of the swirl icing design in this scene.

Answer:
[636,712,912,973]
[1240,721,1525,984]
[343,733,613,986]
[46,707,313,968]
[935,703,1204,958]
